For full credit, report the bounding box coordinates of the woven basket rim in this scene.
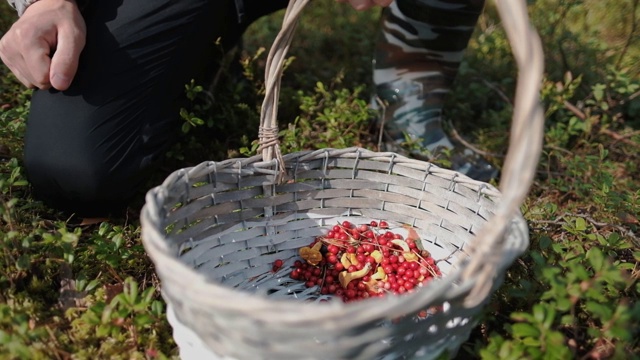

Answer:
[141,146,530,322]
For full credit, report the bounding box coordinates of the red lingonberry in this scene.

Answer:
[370,220,378,227]
[327,244,340,255]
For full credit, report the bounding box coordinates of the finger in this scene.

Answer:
[7,62,36,89]
[22,37,53,89]
[372,0,394,6]
[348,0,375,10]
[50,25,85,91]
[0,38,31,88]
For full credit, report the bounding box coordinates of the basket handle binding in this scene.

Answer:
[258,0,545,306]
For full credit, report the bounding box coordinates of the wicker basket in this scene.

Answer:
[140,0,545,358]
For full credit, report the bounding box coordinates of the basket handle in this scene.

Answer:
[258,0,310,181]
[460,0,545,306]
[259,0,545,305]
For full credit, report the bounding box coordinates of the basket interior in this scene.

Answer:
[158,154,502,298]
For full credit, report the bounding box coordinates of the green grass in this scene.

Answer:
[1,1,639,359]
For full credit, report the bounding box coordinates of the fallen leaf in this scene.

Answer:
[105,283,124,303]
[79,217,109,226]
[299,242,323,266]
[617,212,639,225]
[403,224,420,242]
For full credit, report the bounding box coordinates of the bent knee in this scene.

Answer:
[23,149,141,215]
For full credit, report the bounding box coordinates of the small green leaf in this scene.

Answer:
[585,301,613,320]
[96,324,112,337]
[521,337,541,347]
[86,279,100,292]
[560,314,574,325]
[151,301,164,316]
[16,254,30,270]
[134,314,154,327]
[556,298,572,312]
[112,233,123,249]
[543,306,556,329]
[512,323,540,338]
[586,247,605,271]
[539,236,552,250]
[593,84,605,101]
[533,304,545,323]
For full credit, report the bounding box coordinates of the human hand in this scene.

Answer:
[336,0,394,11]
[0,0,86,90]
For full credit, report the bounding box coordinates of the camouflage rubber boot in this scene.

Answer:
[373,0,498,182]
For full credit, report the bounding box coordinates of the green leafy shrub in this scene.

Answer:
[0,1,639,359]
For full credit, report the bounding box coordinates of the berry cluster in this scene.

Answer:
[286,220,441,303]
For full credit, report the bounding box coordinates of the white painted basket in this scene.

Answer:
[141,0,545,358]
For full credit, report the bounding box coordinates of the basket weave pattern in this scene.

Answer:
[141,0,545,358]
[143,149,529,359]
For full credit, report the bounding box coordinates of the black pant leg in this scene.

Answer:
[24,0,286,216]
